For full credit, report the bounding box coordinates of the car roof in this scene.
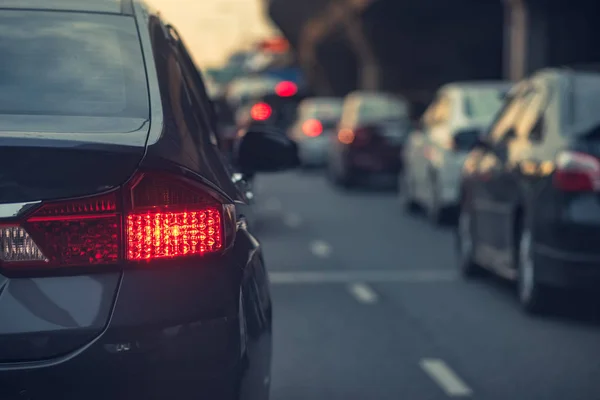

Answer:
[0,0,133,14]
[442,81,512,93]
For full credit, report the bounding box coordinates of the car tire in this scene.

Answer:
[455,203,483,278]
[399,171,418,213]
[428,178,446,225]
[516,226,552,315]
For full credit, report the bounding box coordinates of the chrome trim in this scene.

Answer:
[0,202,41,219]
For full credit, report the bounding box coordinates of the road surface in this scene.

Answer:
[252,171,600,400]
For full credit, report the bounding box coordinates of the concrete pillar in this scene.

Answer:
[503,0,548,81]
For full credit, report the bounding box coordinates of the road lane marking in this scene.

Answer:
[283,213,302,228]
[347,283,378,304]
[269,270,456,284]
[420,359,473,397]
[309,240,332,258]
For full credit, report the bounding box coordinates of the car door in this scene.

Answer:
[413,93,444,201]
[472,82,534,266]
[425,92,455,206]
[502,78,555,269]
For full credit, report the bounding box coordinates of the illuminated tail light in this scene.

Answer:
[0,171,231,271]
[250,102,272,121]
[302,119,323,137]
[126,173,223,260]
[275,81,297,97]
[553,151,600,192]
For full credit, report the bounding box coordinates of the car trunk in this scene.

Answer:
[0,116,148,362]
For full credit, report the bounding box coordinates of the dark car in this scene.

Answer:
[0,1,298,399]
[456,68,600,314]
[234,81,309,134]
[327,91,411,188]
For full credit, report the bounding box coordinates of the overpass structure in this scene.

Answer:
[266,0,600,114]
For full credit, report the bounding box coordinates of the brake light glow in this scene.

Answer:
[302,119,323,137]
[275,81,297,97]
[250,102,272,121]
[0,171,229,271]
[553,151,600,192]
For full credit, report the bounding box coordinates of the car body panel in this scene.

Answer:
[0,3,272,399]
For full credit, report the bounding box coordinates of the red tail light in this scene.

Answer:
[302,119,323,137]
[275,81,297,97]
[250,102,272,121]
[553,151,600,192]
[0,171,231,271]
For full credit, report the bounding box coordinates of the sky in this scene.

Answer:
[146,0,279,67]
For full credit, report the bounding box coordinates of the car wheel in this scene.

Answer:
[517,227,552,315]
[428,178,445,225]
[399,171,418,212]
[455,203,482,278]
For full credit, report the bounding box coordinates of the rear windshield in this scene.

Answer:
[301,101,343,121]
[0,10,149,119]
[463,88,507,121]
[358,97,409,122]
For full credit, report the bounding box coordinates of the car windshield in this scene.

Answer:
[0,10,149,119]
[463,88,507,121]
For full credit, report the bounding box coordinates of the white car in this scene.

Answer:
[288,97,343,167]
[400,81,512,224]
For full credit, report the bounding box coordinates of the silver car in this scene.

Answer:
[401,81,512,224]
[288,97,343,167]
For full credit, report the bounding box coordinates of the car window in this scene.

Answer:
[358,96,409,122]
[487,84,534,144]
[463,88,508,121]
[173,35,221,147]
[514,83,550,140]
[567,73,600,137]
[300,101,343,121]
[0,10,148,119]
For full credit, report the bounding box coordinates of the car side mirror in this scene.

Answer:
[235,128,300,174]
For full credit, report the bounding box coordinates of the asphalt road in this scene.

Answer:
[251,170,600,400]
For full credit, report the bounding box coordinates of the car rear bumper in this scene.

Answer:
[0,316,245,399]
[347,149,401,174]
[534,245,600,288]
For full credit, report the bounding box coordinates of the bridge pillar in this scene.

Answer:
[504,0,600,81]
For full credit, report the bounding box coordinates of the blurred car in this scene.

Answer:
[0,1,300,399]
[236,81,309,134]
[287,97,344,167]
[400,81,511,224]
[327,91,411,188]
[455,68,600,314]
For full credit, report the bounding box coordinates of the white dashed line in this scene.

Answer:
[309,240,332,258]
[347,283,378,304]
[283,213,302,228]
[420,359,473,397]
[269,269,456,284]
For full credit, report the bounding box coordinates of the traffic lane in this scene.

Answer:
[270,283,451,400]
[256,171,600,398]
[374,277,600,400]
[253,171,453,272]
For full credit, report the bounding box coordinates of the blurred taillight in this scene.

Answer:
[553,151,600,192]
[275,81,297,97]
[250,102,272,121]
[0,171,229,271]
[302,119,323,137]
